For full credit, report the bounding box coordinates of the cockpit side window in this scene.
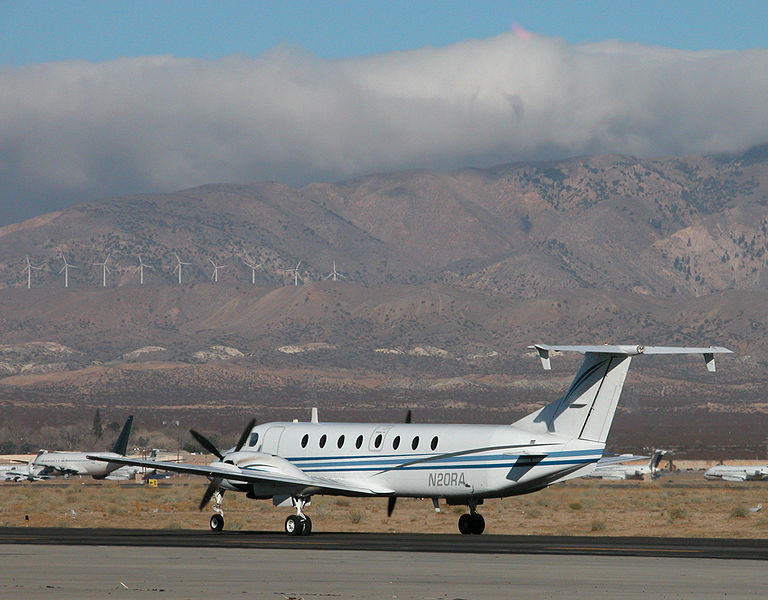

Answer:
[248,433,259,447]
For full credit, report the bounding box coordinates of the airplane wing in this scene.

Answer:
[86,455,389,496]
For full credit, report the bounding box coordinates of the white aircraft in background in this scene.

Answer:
[32,416,134,479]
[1,462,50,482]
[586,449,666,480]
[91,344,730,536]
[704,463,768,482]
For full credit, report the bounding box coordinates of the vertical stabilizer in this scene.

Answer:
[110,416,134,455]
[514,351,631,443]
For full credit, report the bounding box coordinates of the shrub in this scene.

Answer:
[730,506,748,518]
[669,507,687,520]
[590,519,606,532]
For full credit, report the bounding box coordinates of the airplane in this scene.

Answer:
[89,344,730,536]
[586,449,666,480]
[1,462,47,482]
[32,416,134,479]
[704,463,768,482]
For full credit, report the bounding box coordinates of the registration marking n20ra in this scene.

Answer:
[429,472,467,487]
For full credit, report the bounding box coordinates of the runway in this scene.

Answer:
[2,526,768,559]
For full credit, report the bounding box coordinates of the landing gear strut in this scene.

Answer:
[209,490,225,532]
[284,496,312,536]
[457,500,485,535]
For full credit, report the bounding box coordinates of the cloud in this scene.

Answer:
[2,32,768,224]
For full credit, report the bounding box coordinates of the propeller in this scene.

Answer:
[190,429,224,460]
[191,418,257,510]
[387,410,413,517]
[199,478,222,510]
[387,496,397,517]
[234,418,257,452]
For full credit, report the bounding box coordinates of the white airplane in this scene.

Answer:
[704,463,768,482]
[32,416,134,479]
[586,449,666,480]
[1,459,52,481]
[90,344,730,536]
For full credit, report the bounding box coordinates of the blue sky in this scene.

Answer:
[1,0,767,66]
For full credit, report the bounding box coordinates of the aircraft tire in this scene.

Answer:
[209,513,224,532]
[285,514,303,536]
[458,513,472,535]
[301,516,312,536]
[469,513,485,535]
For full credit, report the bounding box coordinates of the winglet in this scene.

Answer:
[534,346,551,370]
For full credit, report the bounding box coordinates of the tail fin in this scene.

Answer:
[110,416,134,455]
[649,449,666,475]
[514,344,731,444]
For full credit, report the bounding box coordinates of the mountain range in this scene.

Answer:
[2,146,768,456]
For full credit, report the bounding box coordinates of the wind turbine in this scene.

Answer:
[209,258,227,283]
[172,253,191,284]
[93,254,111,287]
[58,252,78,288]
[243,253,262,285]
[325,261,346,282]
[22,255,43,289]
[282,260,302,286]
[134,255,153,285]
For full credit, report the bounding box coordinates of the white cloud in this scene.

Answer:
[1,32,768,223]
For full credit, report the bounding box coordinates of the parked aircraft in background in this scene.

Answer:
[91,344,730,536]
[32,416,134,479]
[704,463,768,482]
[1,460,51,481]
[587,449,666,480]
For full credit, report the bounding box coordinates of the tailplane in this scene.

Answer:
[513,345,731,444]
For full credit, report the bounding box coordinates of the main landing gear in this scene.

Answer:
[284,497,312,536]
[457,500,485,535]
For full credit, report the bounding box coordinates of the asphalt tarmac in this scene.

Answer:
[2,527,768,559]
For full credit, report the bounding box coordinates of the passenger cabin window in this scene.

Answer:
[355,435,363,449]
[374,433,383,448]
[248,433,259,447]
[319,434,327,448]
[431,436,438,451]
[411,436,419,450]
[392,435,400,450]
[301,434,309,448]
[337,434,345,449]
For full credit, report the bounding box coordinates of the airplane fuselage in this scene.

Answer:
[223,422,603,500]
[33,451,123,478]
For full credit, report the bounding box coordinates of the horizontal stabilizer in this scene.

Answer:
[530,344,732,371]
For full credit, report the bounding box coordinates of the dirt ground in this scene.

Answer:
[2,471,768,538]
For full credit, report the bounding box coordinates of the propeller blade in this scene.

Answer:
[190,429,223,460]
[234,418,257,452]
[199,478,222,510]
[387,496,397,517]
[405,410,412,424]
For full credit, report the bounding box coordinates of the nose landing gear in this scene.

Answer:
[208,490,225,532]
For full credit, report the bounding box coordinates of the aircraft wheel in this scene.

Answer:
[301,516,312,536]
[458,513,472,535]
[285,514,303,536]
[470,513,485,535]
[209,513,224,532]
